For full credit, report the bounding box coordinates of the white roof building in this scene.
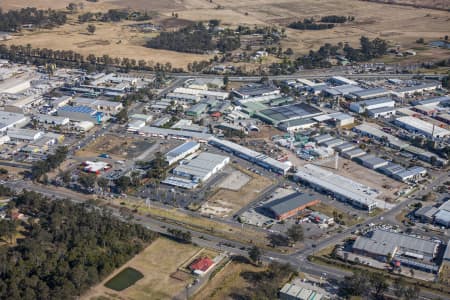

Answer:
[395,116,450,138]
[0,111,28,133]
[7,128,44,141]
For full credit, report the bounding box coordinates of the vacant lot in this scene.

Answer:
[76,134,154,160]
[193,261,264,300]
[199,166,274,218]
[83,238,200,300]
[315,157,407,202]
[2,0,449,67]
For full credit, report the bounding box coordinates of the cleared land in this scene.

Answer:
[83,237,200,300]
[315,158,407,202]
[2,0,449,67]
[193,261,264,300]
[361,0,450,10]
[199,166,274,218]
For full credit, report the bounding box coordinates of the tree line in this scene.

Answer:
[31,146,68,182]
[78,9,152,23]
[320,15,355,23]
[289,19,335,30]
[0,191,157,299]
[0,7,67,32]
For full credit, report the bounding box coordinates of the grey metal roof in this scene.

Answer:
[264,192,320,217]
[351,87,388,98]
[413,96,450,106]
[353,236,396,257]
[434,210,450,225]
[334,142,356,152]
[394,166,427,180]
[396,83,439,93]
[357,154,388,168]
[379,163,405,175]
[166,141,199,159]
[355,96,393,107]
[443,240,450,261]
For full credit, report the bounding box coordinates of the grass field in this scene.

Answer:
[83,237,200,300]
[193,261,264,300]
[104,267,144,292]
[2,0,449,68]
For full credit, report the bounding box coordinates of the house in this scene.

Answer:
[189,257,214,276]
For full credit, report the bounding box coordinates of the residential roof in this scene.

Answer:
[264,192,320,217]
[189,257,214,271]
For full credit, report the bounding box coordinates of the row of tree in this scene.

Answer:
[78,9,151,23]
[0,191,157,299]
[0,7,67,32]
[320,15,355,23]
[31,146,68,181]
[289,19,335,31]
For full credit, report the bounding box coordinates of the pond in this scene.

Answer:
[104,267,144,291]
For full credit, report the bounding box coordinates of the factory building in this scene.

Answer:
[34,114,70,126]
[352,229,440,273]
[57,105,102,123]
[354,123,409,150]
[392,166,427,182]
[71,98,123,116]
[171,152,229,183]
[329,76,358,86]
[138,126,212,142]
[254,103,322,125]
[277,118,317,132]
[263,192,321,220]
[0,111,28,133]
[367,107,396,118]
[313,112,354,127]
[186,103,208,118]
[349,97,395,113]
[232,84,280,99]
[393,82,440,98]
[355,154,389,170]
[349,87,390,100]
[172,87,229,101]
[294,164,377,211]
[165,141,200,165]
[341,148,366,159]
[209,137,291,175]
[7,128,44,141]
[395,116,450,139]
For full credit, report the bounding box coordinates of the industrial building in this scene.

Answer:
[34,114,70,126]
[186,103,208,117]
[280,280,325,300]
[313,134,334,144]
[171,152,229,183]
[138,126,212,142]
[82,161,112,174]
[321,138,345,148]
[392,166,427,182]
[415,201,450,228]
[341,148,366,159]
[355,154,389,170]
[379,163,405,177]
[412,96,450,107]
[7,128,43,141]
[354,123,409,150]
[395,116,450,139]
[294,164,377,211]
[349,97,395,113]
[393,82,440,98]
[367,107,396,118]
[352,229,440,273]
[323,84,364,98]
[172,87,229,101]
[329,76,358,86]
[165,141,200,165]
[277,118,317,132]
[350,87,390,100]
[263,192,321,220]
[313,112,354,127]
[254,103,323,125]
[209,137,291,175]
[334,142,356,153]
[71,98,123,116]
[0,111,28,133]
[57,105,102,123]
[232,84,280,99]
[127,120,146,132]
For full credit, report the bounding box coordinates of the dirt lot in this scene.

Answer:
[193,261,264,300]
[76,134,153,160]
[199,165,274,218]
[2,0,449,67]
[82,237,201,300]
[315,157,407,202]
[362,0,450,10]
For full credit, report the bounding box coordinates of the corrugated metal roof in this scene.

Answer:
[264,192,320,216]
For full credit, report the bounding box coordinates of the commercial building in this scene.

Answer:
[209,137,291,175]
[313,112,354,127]
[34,114,70,126]
[263,192,321,220]
[127,120,146,132]
[392,166,427,182]
[171,152,229,183]
[57,105,101,123]
[71,98,123,116]
[354,123,409,150]
[355,154,389,170]
[393,82,440,98]
[138,126,212,142]
[7,128,43,141]
[341,148,366,159]
[350,87,390,100]
[232,84,280,99]
[368,107,396,118]
[395,116,450,139]
[349,97,395,113]
[280,280,325,300]
[186,103,208,117]
[172,87,229,101]
[330,76,358,86]
[324,84,364,97]
[278,118,317,132]
[0,111,28,133]
[165,141,200,165]
[334,142,356,153]
[294,164,377,211]
[353,230,440,273]
[255,103,322,125]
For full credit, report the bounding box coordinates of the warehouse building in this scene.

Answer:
[356,154,389,170]
[255,103,322,125]
[34,114,70,126]
[321,138,345,148]
[171,152,229,183]
[172,87,229,101]
[127,120,146,132]
[313,112,354,127]
[138,126,212,142]
[341,148,366,159]
[278,118,317,132]
[7,128,44,141]
[393,166,427,182]
[313,134,334,144]
[324,84,364,98]
[378,163,405,177]
[350,87,390,100]
[368,107,396,118]
[72,98,123,116]
[165,141,200,165]
[334,142,356,153]
[395,116,450,139]
[393,82,440,98]
[280,280,325,300]
[166,92,200,104]
[263,192,321,220]
[0,111,28,133]
[352,229,440,272]
[209,137,291,175]
[294,164,377,211]
[232,84,280,99]
[349,97,395,113]
[412,96,450,107]
[186,103,208,118]
[354,123,409,150]
[329,76,358,86]
[57,105,102,123]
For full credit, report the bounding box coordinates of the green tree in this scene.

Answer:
[248,246,262,264]
[286,224,304,242]
[87,24,96,35]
